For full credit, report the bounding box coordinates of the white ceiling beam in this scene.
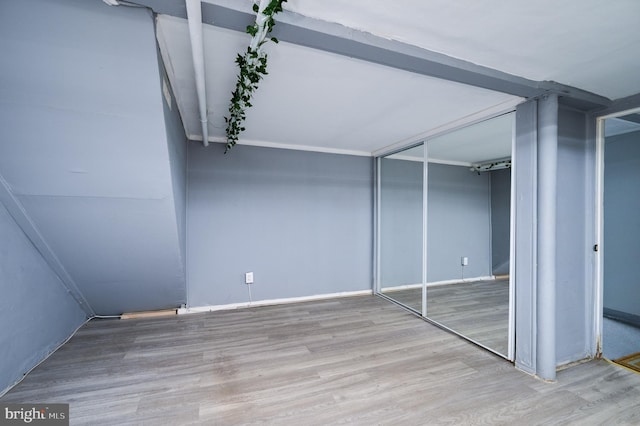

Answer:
[185,0,209,147]
[131,0,612,111]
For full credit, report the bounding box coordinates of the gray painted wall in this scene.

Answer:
[490,168,511,275]
[604,129,640,317]
[0,202,86,395]
[0,0,186,315]
[379,158,423,287]
[187,144,373,306]
[555,105,590,365]
[427,163,492,282]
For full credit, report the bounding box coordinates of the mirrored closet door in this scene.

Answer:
[425,112,513,358]
[376,113,514,359]
[378,144,425,313]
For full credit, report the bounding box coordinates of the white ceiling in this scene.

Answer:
[157,1,640,159]
[284,0,640,100]
[157,15,519,156]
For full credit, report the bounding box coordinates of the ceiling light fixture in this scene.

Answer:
[470,158,511,173]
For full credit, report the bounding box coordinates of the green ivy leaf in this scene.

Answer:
[246,25,258,36]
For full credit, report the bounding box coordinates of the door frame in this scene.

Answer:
[593,106,640,357]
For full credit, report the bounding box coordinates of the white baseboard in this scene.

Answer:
[177,289,373,315]
[381,275,495,292]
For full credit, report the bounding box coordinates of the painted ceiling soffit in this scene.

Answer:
[131,0,611,111]
[591,92,640,118]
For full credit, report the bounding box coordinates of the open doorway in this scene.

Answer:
[597,108,640,371]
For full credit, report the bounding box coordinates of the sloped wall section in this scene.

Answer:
[0,202,87,396]
[0,0,186,315]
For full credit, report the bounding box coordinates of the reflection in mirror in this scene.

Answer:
[426,112,513,356]
[379,144,424,313]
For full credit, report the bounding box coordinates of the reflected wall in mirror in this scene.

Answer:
[426,112,513,357]
[379,144,424,313]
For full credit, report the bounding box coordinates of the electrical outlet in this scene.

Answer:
[461,257,469,266]
[245,272,254,284]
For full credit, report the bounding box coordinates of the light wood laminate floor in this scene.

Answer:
[2,296,640,425]
[384,279,509,355]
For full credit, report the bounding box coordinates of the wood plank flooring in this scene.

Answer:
[383,279,509,355]
[2,295,640,425]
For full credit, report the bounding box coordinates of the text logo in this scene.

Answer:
[0,404,68,426]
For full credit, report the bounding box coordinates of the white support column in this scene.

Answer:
[536,94,559,381]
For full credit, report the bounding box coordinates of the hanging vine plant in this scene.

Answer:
[224,0,287,153]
